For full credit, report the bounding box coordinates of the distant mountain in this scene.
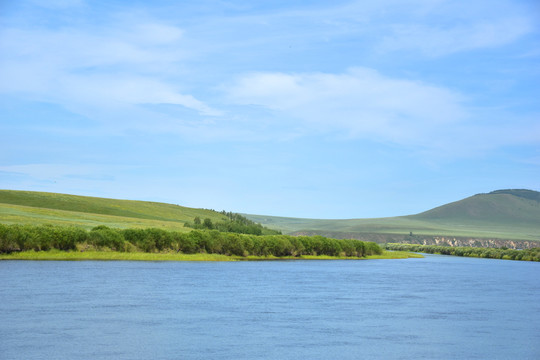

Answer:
[245,190,540,243]
[412,189,540,224]
[489,189,540,202]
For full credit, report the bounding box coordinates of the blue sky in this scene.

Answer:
[1,0,539,218]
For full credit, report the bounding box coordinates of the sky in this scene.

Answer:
[1,0,539,219]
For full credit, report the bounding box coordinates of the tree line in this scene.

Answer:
[385,243,540,262]
[0,223,382,258]
[184,212,282,236]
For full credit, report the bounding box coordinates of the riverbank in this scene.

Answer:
[0,250,422,261]
[385,243,540,261]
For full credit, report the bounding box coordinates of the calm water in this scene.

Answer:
[1,255,539,360]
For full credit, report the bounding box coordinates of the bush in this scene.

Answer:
[171,232,195,253]
[144,228,172,251]
[0,223,382,258]
[89,226,125,251]
[365,241,383,255]
[384,243,539,262]
[0,224,25,252]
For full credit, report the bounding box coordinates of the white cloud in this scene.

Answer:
[199,1,535,59]
[132,23,184,45]
[0,21,220,119]
[379,17,534,56]
[55,74,222,116]
[226,67,466,146]
[0,0,536,144]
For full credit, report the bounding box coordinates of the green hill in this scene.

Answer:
[412,189,540,224]
[245,190,540,242]
[0,190,226,231]
[1,189,539,243]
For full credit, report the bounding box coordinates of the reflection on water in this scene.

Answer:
[1,255,539,360]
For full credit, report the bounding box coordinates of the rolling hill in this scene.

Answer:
[244,190,540,243]
[0,190,226,231]
[413,189,540,224]
[1,189,539,245]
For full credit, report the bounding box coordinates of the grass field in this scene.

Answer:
[0,190,226,231]
[0,250,422,261]
[245,190,540,242]
[2,189,539,242]
[0,203,194,231]
[244,214,540,241]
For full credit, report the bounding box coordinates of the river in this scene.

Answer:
[1,255,539,359]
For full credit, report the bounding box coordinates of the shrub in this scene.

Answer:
[89,227,125,251]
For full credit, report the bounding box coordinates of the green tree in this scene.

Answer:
[203,218,214,229]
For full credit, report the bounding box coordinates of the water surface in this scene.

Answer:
[1,255,539,359]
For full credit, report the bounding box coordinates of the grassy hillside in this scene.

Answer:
[2,189,539,242]
[0,190,226,231]
[245,190,540,242]
[412,190,540,224]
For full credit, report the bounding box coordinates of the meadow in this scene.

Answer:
[0,249,422,261]
[2,190,539,243]
[245,190,540,242]
[0,190,224,231]
[2,189,538,262]
[0,191,428,261]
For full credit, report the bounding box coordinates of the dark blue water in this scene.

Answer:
[1,255,539,360]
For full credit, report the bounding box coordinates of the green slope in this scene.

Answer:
[413,190,540,224]
[2,189,539,242]
[0,190,226,230]
[245,190,540,242]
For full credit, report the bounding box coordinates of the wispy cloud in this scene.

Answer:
[226,67,466,146]
[1,0,538,217]
[379,17,534,56]
[192,1,536,58]
[1,0,534,137]
[0,20,220,123]
[225,65,540,156]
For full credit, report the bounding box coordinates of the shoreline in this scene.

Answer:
[0,250,423,262]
